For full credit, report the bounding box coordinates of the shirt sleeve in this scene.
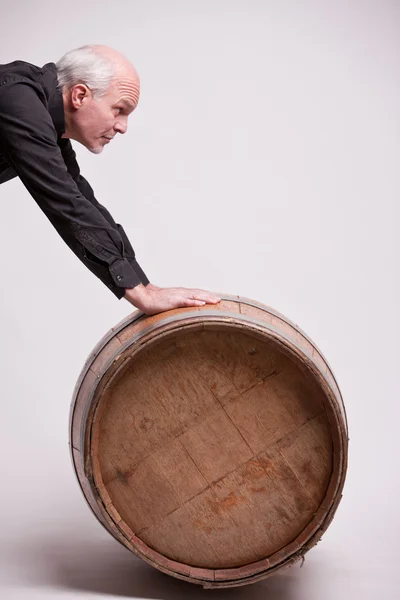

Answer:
[59,138,150,293]
[0,78,148,298]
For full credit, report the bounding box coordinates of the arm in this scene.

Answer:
[0,79,142,298]
[58,138,149,294]
[0,78,221,313]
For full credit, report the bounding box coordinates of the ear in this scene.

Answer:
[70,84,92,109]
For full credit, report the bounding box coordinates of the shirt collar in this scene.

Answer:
[42,62,65,137]
[50,84,66,137]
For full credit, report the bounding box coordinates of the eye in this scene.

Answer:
[114,107,122,116]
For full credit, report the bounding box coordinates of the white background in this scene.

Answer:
[0,1,399,598]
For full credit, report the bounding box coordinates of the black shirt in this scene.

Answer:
[0,60,149,298]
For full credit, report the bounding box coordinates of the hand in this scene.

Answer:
[124,284,221,315]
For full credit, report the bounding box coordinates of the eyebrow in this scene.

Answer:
[118,100,136,112]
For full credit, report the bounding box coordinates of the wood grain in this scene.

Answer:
[69,296,348,588]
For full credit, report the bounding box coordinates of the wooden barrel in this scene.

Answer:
[69,295,348,588]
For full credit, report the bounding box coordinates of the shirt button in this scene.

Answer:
[116,275,122,282]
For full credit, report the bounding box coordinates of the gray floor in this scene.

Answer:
[0,444,398,600]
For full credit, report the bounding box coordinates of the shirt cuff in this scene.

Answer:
[128,258,150,287]
[109,259,143,289]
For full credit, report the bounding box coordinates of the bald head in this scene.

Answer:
[90,45,138,80]
[56,44,139,99]
[57,44,140,154]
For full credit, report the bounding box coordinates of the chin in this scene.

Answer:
[87,145,104,155]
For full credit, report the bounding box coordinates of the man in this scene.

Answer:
[0,45,220,314]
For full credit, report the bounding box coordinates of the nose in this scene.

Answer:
[114,116,128,135]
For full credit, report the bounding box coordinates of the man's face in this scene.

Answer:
[68,72,140,154]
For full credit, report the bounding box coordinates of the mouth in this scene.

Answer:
[102,136,114,143]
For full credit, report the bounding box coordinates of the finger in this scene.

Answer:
[183,299,206,307]
[205,296,221,304]
[191,293,221,304]
[192,289,221,301]
[177,288,221,303]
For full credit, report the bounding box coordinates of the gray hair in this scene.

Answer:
[56,45,115,100]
